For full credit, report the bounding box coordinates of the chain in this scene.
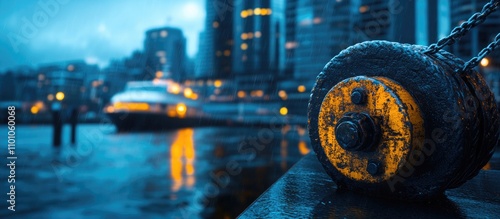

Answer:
[463,33,500,71]
[424,0,500,55]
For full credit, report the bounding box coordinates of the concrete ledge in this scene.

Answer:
[239,154,500,218]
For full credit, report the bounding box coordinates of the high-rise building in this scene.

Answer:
[450,0,500,62]
[144,27,187,82]
[196,0,234,80]
[352,0,439,45]
[232,0,285,95]
[284,0,298,77]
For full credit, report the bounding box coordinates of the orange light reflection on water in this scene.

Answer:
[170,128,196,192]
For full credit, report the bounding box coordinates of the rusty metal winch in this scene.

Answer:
[308,1,500,199]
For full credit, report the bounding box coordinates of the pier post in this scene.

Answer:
[70,107,78,145]
[52,102,63,147]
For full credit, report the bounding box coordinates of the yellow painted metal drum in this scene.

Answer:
[308,41,499,199]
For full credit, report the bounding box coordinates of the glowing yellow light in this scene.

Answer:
[241,43,248,50]
[241,10,248,18]
[255,31,262,38]
[280,107,288,116]
[237,90,246,98]
[278,90,287,100]
[113,102,149,111]
[184,88,193,98]
[30,106,39,114]
[213,21,219,28]
[47,94,54,101]
[169,84,181,94]
[176,103,187,117]
[241,33,248,40]
[481,58,490,67]
[224,50,231,56]
[55,92,65,101]
[298,140,311,155]
[297,85,306,93]
[214,80,222,88]
[260,8,268,15]
[254,8,262,15]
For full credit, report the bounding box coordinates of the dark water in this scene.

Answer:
[0,124,311,218]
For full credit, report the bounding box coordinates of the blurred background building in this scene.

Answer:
[143,27,187,82]
[1,0,499,120]
[232,0,285,97]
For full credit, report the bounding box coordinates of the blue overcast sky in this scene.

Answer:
[0,0,205,71]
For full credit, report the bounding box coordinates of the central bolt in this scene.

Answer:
[335,112,380,151]
[335,121,361,150]
[351,88,367,105]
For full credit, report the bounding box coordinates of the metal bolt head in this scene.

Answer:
[367,162,380,175]
[335,112,380,151]
[335,121,361,150]
[351,88,366,105]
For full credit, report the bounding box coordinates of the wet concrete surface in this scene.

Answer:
[240,153,500,218]
[0,124,311,218]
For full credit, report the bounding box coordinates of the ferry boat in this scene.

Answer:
[104,80,208,131]
[104,79,304,131]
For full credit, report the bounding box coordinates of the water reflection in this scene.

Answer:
[170,128,196,192]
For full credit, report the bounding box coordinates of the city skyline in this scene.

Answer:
[0,0,205,71]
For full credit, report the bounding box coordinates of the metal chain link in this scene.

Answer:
[463,32,500,71]
[424,0,500,58]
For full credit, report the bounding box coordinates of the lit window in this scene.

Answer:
[214,80,222,88]
[213,21,219,28]
[359,5,369,13]
[241,10,248,18]
[224,50,231,56]
[247,9,253,16]
[67,64,74,72]
[241,33,248,40]
[255,31,262,38]
[156,71,163,78]
[241,43,248,50]
[297,85,306,93]
[280,107,288,116]
[278,90,287,100]
[237,91,246,98]
[285,41,298,49]
[248,32,254,39]
[160,30,168,38]
[254,8,262,15]
[313,17,322,24]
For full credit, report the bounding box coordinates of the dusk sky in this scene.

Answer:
[0,0,205,71]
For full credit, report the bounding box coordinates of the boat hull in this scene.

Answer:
[106,112,209,131]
